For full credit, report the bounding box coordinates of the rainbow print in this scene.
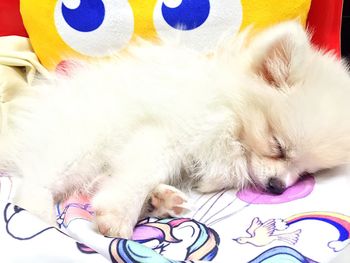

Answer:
[286,212,350,243]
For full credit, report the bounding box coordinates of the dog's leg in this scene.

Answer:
[92,128,178,238]
[13,179,56,224]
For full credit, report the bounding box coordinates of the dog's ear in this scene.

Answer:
[247,21,311,89]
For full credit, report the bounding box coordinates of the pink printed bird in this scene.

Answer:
[233,217,301,247]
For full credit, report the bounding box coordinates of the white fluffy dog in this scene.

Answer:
[1,21,350,238]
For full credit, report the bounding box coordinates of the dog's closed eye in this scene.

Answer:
[272,136,286,159]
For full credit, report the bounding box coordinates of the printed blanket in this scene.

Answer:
[1,165,350,262]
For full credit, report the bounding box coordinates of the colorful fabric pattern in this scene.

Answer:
[1,165,350,262]
[20,0,311,69]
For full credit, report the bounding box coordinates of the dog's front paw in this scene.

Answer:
[147,184,191,218]
[94,210,135,238]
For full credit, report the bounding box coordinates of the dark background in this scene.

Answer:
[342,0,350,61]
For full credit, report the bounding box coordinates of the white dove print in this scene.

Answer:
[233,217,301,247]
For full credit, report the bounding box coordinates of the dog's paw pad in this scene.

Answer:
[148,184,190,217]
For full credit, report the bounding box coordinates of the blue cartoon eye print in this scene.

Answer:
[161,0,210,30]
[154,0,242,51]
[54,0,134,56]
[61,0,105,32]
[53,0,242,58]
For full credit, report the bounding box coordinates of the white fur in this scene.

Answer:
[1,21,350,237]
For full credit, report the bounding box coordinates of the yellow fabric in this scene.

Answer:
[240,0,311,30]
[20,0,311,70]
[128,0,158,40]
[0,36,49,133]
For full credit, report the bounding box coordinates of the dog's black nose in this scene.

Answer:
[267,177,286,195]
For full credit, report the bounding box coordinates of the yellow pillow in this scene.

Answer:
[20,0,311,70]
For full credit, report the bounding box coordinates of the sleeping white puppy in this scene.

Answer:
[1,21,350,238]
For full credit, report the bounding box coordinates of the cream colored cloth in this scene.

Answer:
[0,36,49,133]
